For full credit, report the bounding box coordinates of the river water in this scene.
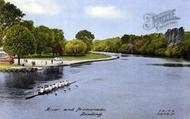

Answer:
[0,55,190,119]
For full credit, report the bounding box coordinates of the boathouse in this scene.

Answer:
[0,47,13,64]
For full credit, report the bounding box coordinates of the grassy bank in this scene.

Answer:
[25,53,111,60]
[0,64,18,70]
[63,53,110,60]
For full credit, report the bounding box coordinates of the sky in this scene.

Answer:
[4,0,190,39]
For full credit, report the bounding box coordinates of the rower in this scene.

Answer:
[58,82,62,88]
[48,85,52,91]
[39,87,44,94]
[55,83,59,88]
[65,80,69,85]
[44,85,49,92]
[61,81,65,87]
[52,84,56,89]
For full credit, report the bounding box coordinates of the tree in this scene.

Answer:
[65,40,87,55]
[0,1,24,46]
[3,24,35,65]
[34,25,52,55]
[93,40,108,51]
[20,20,34,32]
[121,34,130,43]
[75,30,95,52]
[0,0,5,15]
[0,0,5,46]
[119,43,128,53]
[0,2,24,29]
[51,28,65,56]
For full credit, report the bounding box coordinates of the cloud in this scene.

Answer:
[84,5,124,19]
[5,0,61,15]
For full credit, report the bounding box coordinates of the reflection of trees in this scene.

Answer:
[0,66,64,99]
[42,66,64,80]
[4,66,64,89]
[5,73,36,89]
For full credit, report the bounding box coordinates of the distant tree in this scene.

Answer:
[93,40,107,51]
[65,40,87,55]
[93,37,122,52]
[164,45,182,57]
[181,32,190,57]
[3,24,35,65]
[121,34,130,43]
[75,30,95,52]
[119,43,128,53]
[104,37,121,52]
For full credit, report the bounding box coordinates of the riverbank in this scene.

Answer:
[0,64,19,70]
[14,53,117,67]
[26,53,110,60]
[0,64,39,72]
[0,53,117,71]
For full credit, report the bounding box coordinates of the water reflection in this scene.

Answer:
[149,63,190,67]
[5,73,35,89]
[70,62,92,67]
[0,67,65,100]
[41,66,64,80]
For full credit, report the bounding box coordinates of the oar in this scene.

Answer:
[69,81,76,85]
[25,94,39,100]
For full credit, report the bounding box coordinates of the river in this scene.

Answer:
[0,55,190,119]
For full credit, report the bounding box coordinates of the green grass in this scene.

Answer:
[26,53,111,60]
[0,64,18,69]
[63,53,110,60]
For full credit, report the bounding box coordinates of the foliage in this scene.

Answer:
[93,37,122,53]
[33,26,65,56]
[33,26,51,54]
[75,30,95,52]
[51,28,65,56]
[65,40,87,55]
[121,34,130,43]
[164,45,183,57]
[19,20,34,32]
[93,33,170,57]
[180,32,190,57]
[3,24,35,64]
[119,43,128,53]
[0,2,24,28]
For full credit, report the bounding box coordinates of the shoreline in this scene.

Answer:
[0,53,118,72]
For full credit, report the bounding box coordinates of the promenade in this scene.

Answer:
[13,54,118,67]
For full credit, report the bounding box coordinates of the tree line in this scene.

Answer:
[0,0,95,64]
[1,0,190,65]
[93,28,190,58]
